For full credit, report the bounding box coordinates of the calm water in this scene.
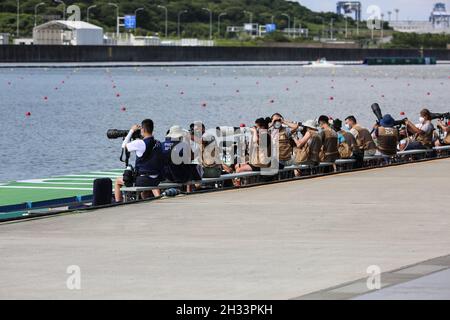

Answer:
[1,65,450,182]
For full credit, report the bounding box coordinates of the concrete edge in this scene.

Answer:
[292,254,450,300]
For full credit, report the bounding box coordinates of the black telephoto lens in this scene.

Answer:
[107,129,129,139]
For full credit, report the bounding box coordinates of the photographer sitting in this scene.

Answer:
[333,119,357,159]
[236,118,272,173]
[373,114,399,156]
[292,120,322,167]
[345,115,377,157]
[318,115,339,163]
[435,120,450,147]
[400,108,435,150]
[114,119,163,203]
[269,113,299,167]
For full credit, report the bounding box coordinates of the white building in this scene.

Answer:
[0,33,9,45]
[389,3,450,34]
[33,21,103,45]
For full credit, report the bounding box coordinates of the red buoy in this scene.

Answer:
[269,99,275,104]
[400,112,405,116]
[330,96,334,101]
[121,106,126,111]
[25,112,31,117]
[44,96,48,100]
[116,93,120,97]
[201,102,207,107]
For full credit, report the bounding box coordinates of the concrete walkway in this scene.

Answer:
[1,159,450,299]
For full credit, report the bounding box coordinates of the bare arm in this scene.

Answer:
[283,119,300,131]
[405,120,423,135]
[293,131,311,148]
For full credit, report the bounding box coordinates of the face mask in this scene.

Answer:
[274,122,282,130]
[345,124,351,130]
[419,117,425,124]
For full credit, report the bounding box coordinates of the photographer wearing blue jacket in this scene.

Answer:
[114,119,163,202]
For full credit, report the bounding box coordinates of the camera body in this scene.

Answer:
[394,118,408,127]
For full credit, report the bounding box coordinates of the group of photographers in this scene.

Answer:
[114,108,450,202]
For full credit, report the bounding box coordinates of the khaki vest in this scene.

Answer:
[415,123,434,148]
[444,133,450,145]
[294,131,322,165]
[320,128,339,162]
[353,124,376,151]
[201,142,222,168]
[341,131,358,151]
[250,131,272,168]
[277,128,293,161]
[377,127,398,156]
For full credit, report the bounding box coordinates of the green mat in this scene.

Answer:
[0,169,123,207]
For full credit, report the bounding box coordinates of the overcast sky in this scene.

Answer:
[297,0,446,20]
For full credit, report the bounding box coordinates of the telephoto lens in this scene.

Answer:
[107,129,142,140]
[107,129,129,139]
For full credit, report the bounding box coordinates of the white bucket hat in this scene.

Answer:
[303,119,318,130]
[166,125,188,139]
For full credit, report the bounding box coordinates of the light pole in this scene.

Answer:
[330,18,334,40]
[55,0,66,20]
[243,10,253,35]
[87,5,97,23]
[157,5,168,38]
[108,3,119,38]
[202,8,213,40]
[344,16,348,38]
[281,13,290,37]
[380,13,384,40]
[218,12,227,39]
[34,2,45,28]
[16,0,20,37]
[135,7,144,29]
[387,11,392,22]
[177,10,188,38]
[293,17,296,39]
[320,17,325,40]
[395,8,399,21]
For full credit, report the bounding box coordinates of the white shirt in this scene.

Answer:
[121,129,147,158]
[126,140,146,158]
[415,121,434,134]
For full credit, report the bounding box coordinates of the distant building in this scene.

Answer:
[0,33,9,45]
[336,1,362,21]
[429,3,450,29]
[14,38,33,45]
[389,3,450,34]
[33,21,103,45]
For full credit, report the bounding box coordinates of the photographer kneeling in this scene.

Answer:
[114,119,163,203]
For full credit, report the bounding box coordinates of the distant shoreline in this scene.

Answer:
[1,45,450,65]
[1,61,450,68]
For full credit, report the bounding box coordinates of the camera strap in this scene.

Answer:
[120,148,131,167]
